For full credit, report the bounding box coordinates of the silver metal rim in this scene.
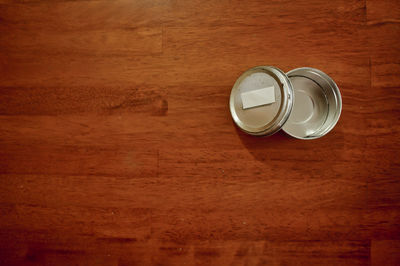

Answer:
[229,66,294,136]
[283,67,342,140]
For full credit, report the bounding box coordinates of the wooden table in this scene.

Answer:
[0,0,399,265]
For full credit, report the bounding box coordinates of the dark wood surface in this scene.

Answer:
[0,0,399,265]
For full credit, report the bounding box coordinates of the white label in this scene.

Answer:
[241,86,275,109]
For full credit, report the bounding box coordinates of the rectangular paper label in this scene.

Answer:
[241,86,276,109]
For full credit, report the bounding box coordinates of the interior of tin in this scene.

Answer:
[282,68,342,139]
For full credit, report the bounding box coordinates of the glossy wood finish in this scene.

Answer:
[0,0,399,265]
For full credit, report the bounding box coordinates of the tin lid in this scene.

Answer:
[229,66,294,136]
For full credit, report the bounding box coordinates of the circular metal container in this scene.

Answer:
[230,66,342,139]
[282,67,342,139]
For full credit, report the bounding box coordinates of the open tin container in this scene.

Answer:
[229,66,342,139]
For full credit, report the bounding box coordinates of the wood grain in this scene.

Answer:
[0,0,399,265]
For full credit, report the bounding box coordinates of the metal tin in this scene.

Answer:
[282,67,342,139]
[229,66,294,136]
[229,66,342,139]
